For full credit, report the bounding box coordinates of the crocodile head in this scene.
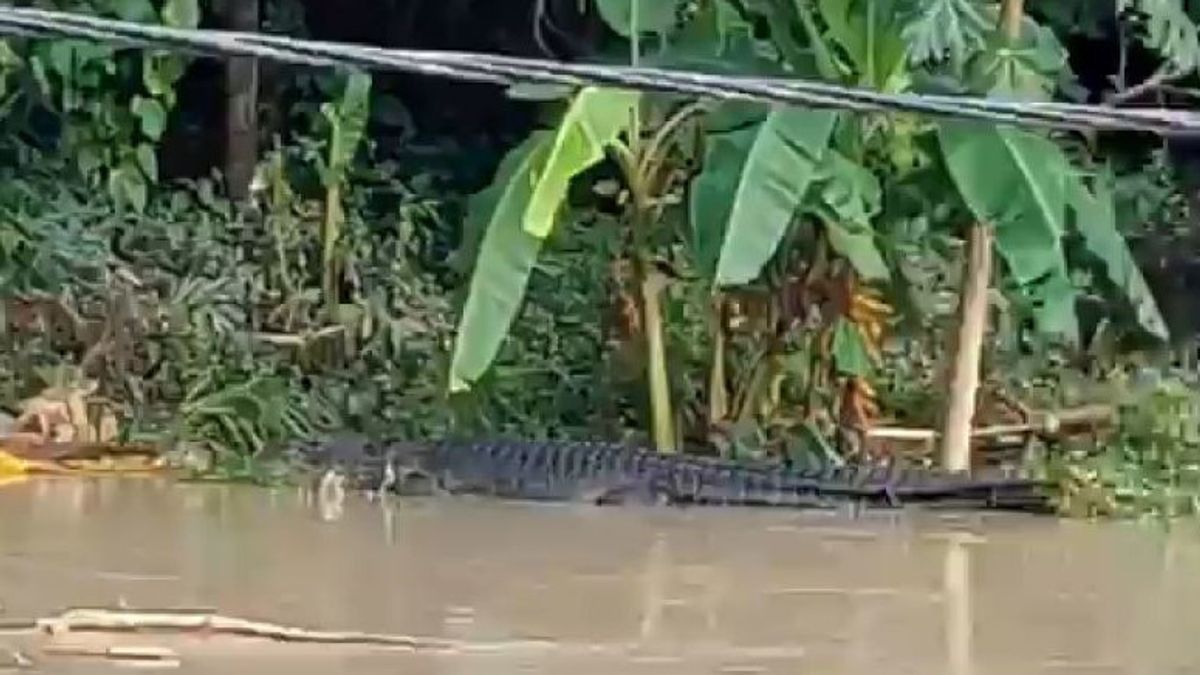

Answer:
[377,440,443,494]
[284,436,441,495]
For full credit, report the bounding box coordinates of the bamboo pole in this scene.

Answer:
[939,225,994,472]
[938,0,1025,473]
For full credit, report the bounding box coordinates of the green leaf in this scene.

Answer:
[815,0,910,90]
[136,144,158,182]
[75,146,103,179]
[831,318,873,377]
[143,53,187,96]
[110,0,157,22]
[964,22,1070,100]
[1024,268,1079,345]
[1069,171,1169,340]
[47,41,74,77]
[900,0,990,67]
[108,165,148,213]
[651,0,783,76]
[595,0,682,38]
[132,96,167,140]
[449,131,554,392]
[827,222,890,281]
[0,41,21,72]
[523,86,639,239]
[324,71,372,180]
[689,125,754,279]
[807,151,889,280]
[698,106,838,287]
[1129,0,1200,74]
[938,122,1069,286]
[161,0,201,29]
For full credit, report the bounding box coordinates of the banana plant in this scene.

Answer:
[450,0,1172,460]
[450,0,713,452]
[449,82,713,452]
[315,70,372,320]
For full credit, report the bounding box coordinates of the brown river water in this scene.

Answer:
[2,477,1200,674]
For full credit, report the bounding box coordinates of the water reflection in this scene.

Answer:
[943,532,976,675]
[1,479,1200,673]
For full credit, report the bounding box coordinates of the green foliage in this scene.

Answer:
[524,87,641,238]
[830,317,873,377]
[900,0,990,68]
[937,123,1068,277]
[965,19,1071,99]
[160,0,201,30]
[448,86,639,393]
[807,150,889,281]
[938,121,1085,342]
[815,0,911,90]
[174,373,320,481]
[438,0,1192,495]
[0,153,111,295]
[2,0,1198,518]
[3,0,193,212]
[317,70,373,316]
[595,0,687,39]
[449,132,553,393]
[693,106,839,287]
[1054,373,1200,519]
[319,71,372,184]
[1124,0,1200,74]
[1068,171,1169,341]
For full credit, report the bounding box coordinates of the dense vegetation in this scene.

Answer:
[1,0,1200,517]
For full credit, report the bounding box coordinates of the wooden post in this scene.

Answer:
[999,0,1025,40]
[938,0,1023,474]
[939,224,994,473]
[222,0,259,202]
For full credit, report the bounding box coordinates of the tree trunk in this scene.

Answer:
[222,0,259,202]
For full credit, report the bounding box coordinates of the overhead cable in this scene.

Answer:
[1,6,1198,136]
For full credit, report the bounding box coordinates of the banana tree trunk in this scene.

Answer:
[642,268,677,453]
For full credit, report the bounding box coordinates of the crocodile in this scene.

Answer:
[288,437,1054,512]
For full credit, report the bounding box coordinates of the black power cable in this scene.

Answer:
[1,6,1199,135]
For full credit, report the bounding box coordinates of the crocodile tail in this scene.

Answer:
[888,468,1055,511]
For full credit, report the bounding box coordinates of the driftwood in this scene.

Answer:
[1,606,568,654]
[2,605,812,669]
[28,607,434,649]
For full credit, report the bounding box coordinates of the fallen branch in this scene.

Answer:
[3,605,814,662]
[9,606,586,655]
[31,607,439,649]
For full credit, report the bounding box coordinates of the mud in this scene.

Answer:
[2,477,1199,673]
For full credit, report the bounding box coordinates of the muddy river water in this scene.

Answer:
[2,477,1200,673]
